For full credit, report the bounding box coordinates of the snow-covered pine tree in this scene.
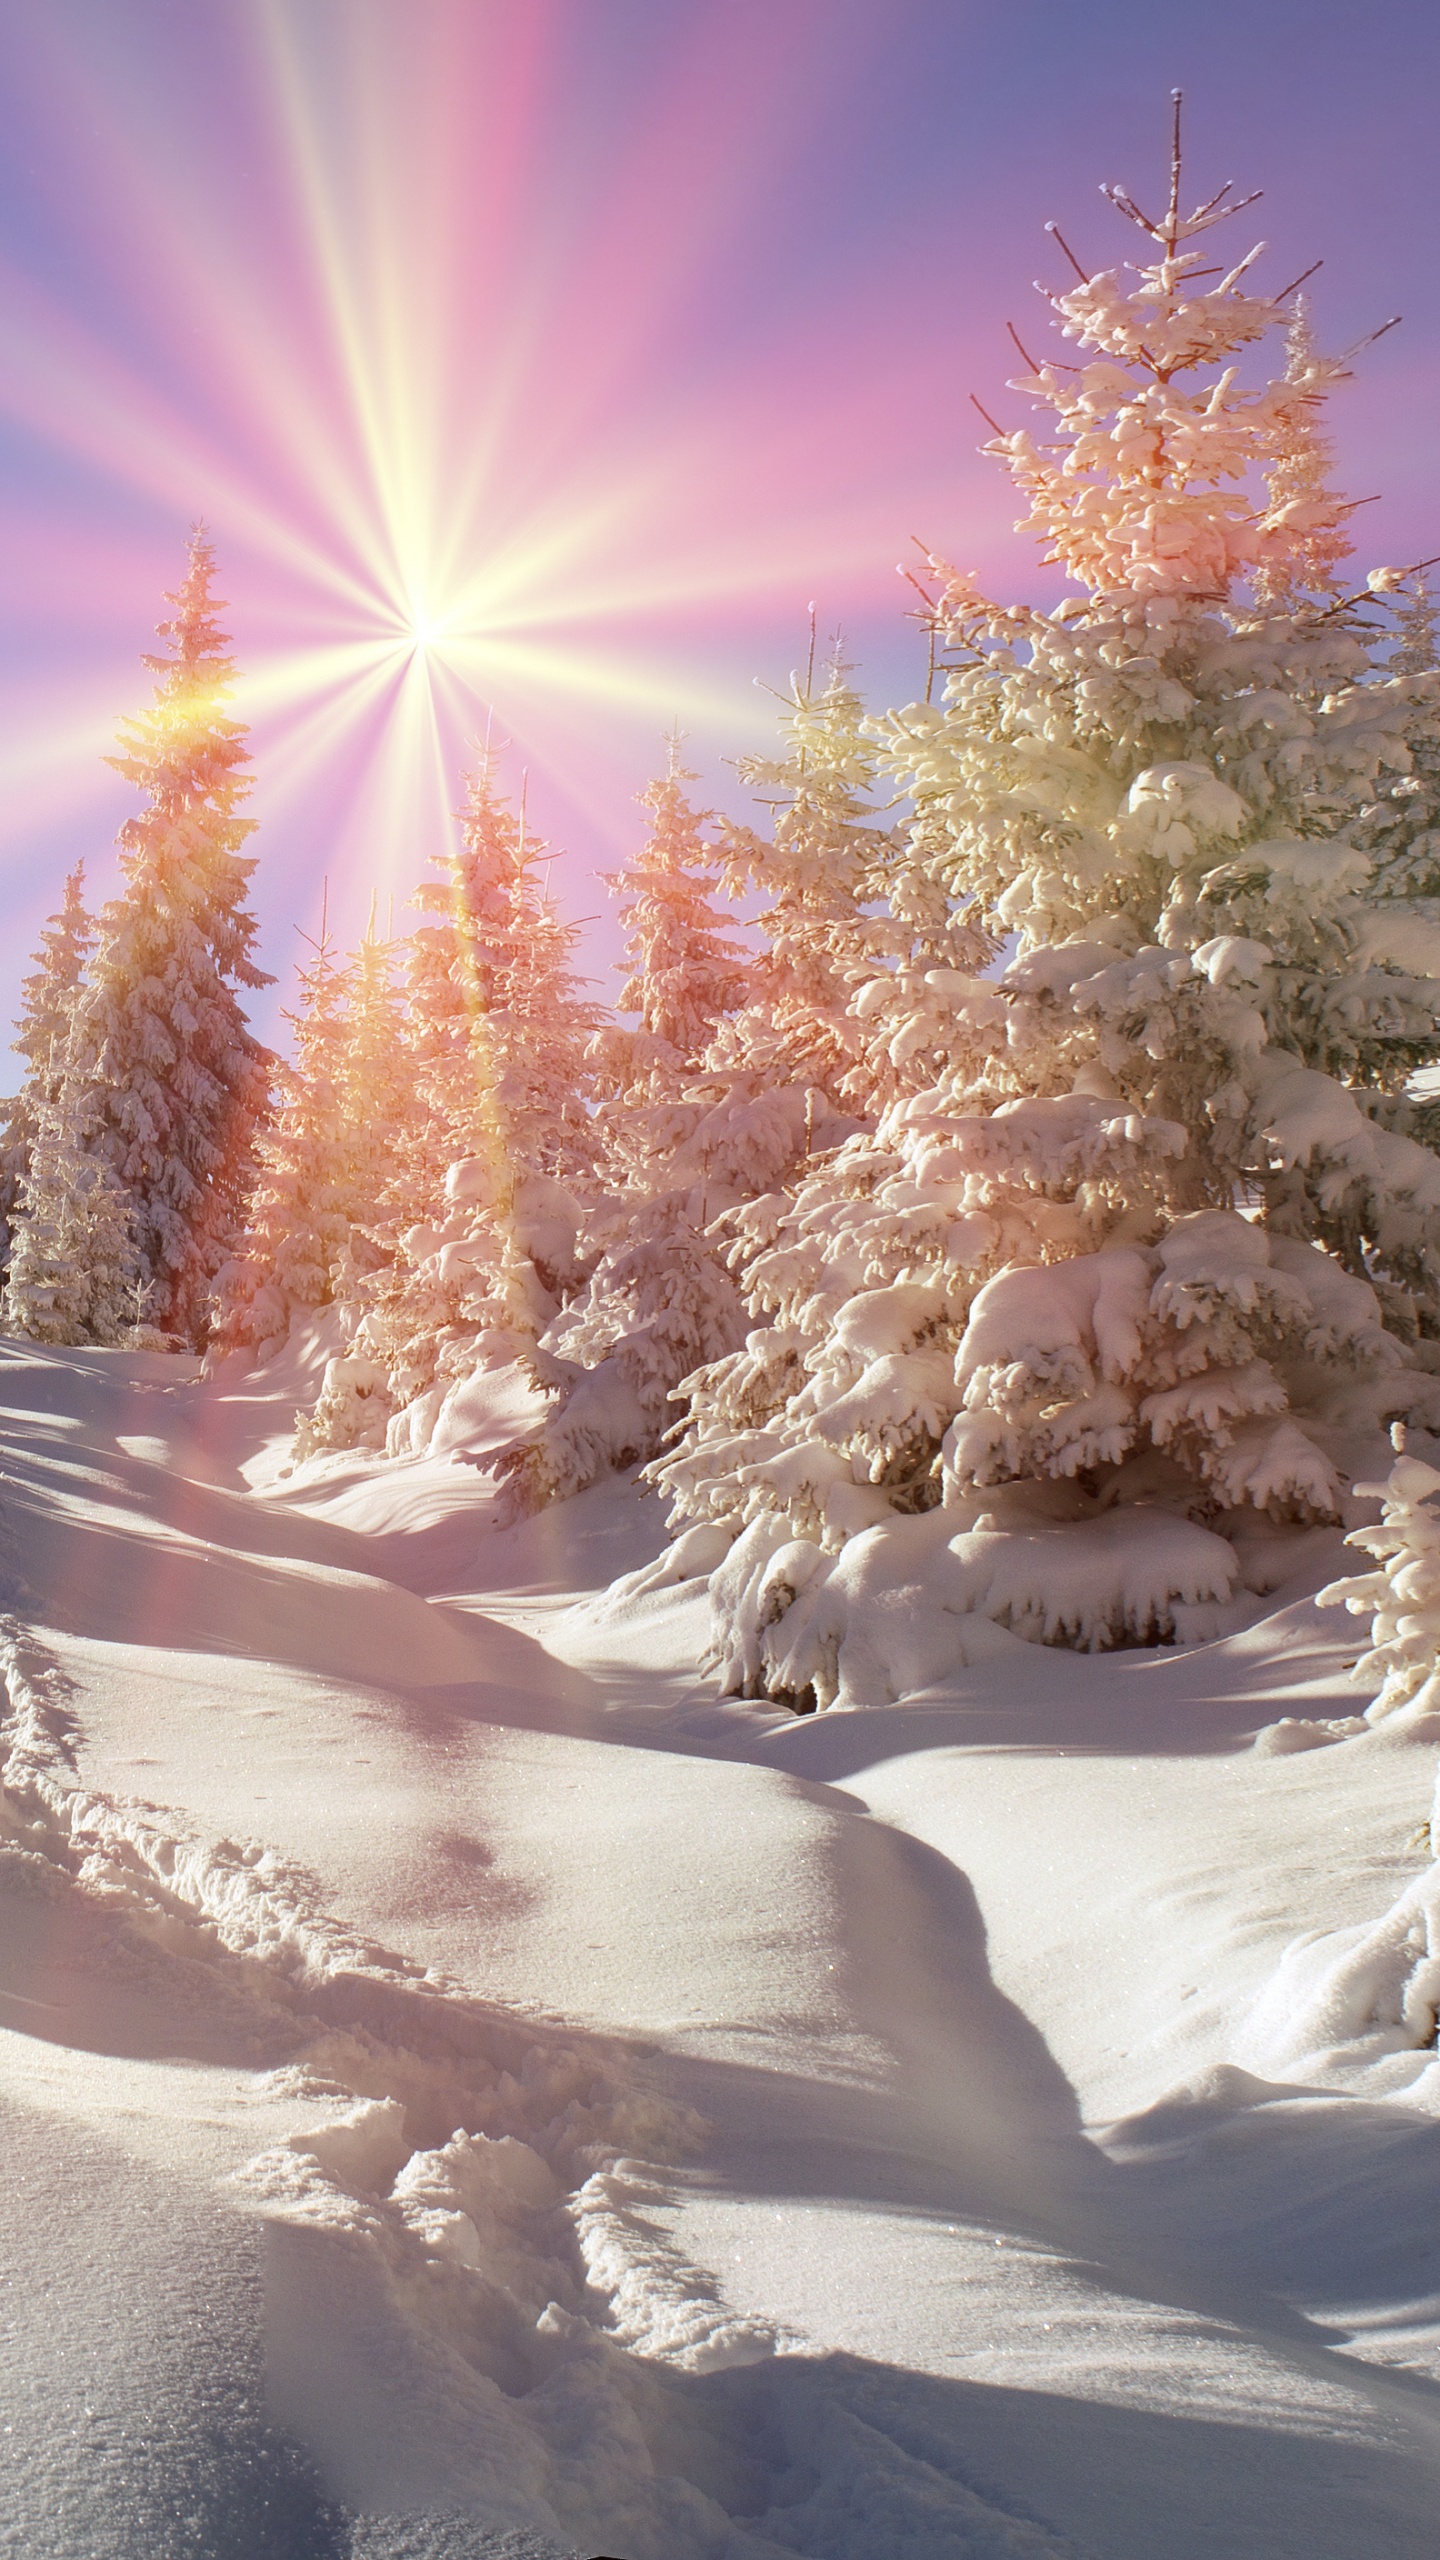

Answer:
[1355,576,1440,916]
[336,905,416,1228]
[402,744,597,1191]
[588,733,748,1112]
[0,862,94,1270]
[645,102,1440,1706]
[211,912,354,1360]
[487,741,754,1515]
[82,528,272,1347]
[3,1016,137,1346]
[294,752,601,1460]
[12,862,95,1119]
[1320,1424,1440,1726]
[1251,298,1354,612]
[709,648,910,1110]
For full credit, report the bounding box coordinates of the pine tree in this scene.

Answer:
[650,104,1440,1703]
[1252,299,1355,611]
[710,649,909,1109]
[82,528,272,1346]
[337,906,416,1226]
[404,746,597,1192]
[1357,576,1440,912]
[211,914,353,1358]
[1320,1424,1440,1725]
[1,865,95,1270]
[13,863,95,1115]
[589,735,748,1107]
[490,728,890,1521]
[1392,576,1440,680]
[4,1019,137,1346]
[293,754,600,1460]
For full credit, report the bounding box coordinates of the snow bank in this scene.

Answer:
[705,1498,1252,1708]
[1240,1850,1440,2084]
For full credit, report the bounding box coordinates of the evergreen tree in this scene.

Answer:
[1357,575,1440,911]
[334,906,416,1237]
[589,735,748,1106]
[1321,1424,1440,1725]
[404,746,597,1194]
[492,731,886,1520]
[710,651,907,1109]
[216,900,423,1372]
[1252,299,1354,611]
[1392,575,1440,679]
[83,527,272,1346]
[211,914,353,1357]
[1,864,95,1269]
[651,107,1440,1702]
[3,1019,137,1345]
[294,755,600,1459]
[13,862,95,1115]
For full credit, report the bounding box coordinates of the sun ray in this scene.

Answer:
[0,0,1068,1043]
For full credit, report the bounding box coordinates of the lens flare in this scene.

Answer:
[0,1,1031,1024]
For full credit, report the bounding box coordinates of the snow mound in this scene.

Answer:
[1240,1850,1440,2083]
[708,1500,1247,1708]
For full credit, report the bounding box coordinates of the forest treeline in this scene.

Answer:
[7,122,1440,1699]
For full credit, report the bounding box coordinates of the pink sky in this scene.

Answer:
[0,0,1435,1052]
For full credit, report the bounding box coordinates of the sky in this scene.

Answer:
[0,0,1436,1055]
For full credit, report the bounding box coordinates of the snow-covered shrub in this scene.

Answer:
[291,1349,393,1462]
[483,1065,874,1517]
[293,1155,587,1464]
[708,1497,1251,1711]
[489,1194,747,1516]
[1319,1425,1440,1725]
[646,118,1440,1700]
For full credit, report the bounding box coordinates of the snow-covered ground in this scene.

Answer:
[5,1323,1440,2558]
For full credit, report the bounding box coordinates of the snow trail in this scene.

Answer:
[6,1332,1440,2553]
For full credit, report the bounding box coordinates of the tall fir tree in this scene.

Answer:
[710,651,905,1109]
[492,742,753,1517]
[1,862,94,1270]
[211,913,353,1357]
[214,904,417,1368]
[402,744,598,1204]
[82,527,272,1346]
[651,105,1440,1703]
[589,736,748,1108]
[3,1017,137,1346]
[338,904,416,1226]
[294,755,601,1458]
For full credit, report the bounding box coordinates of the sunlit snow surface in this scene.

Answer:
[5,1320,1440,2557]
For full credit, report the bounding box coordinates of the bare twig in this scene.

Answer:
[1341,314,1402,362]
[1272,258,1323,305]
[1044,220,1090,283]
[1164,87,1183,245]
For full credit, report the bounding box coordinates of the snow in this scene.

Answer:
[8,1332,1440,2557]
